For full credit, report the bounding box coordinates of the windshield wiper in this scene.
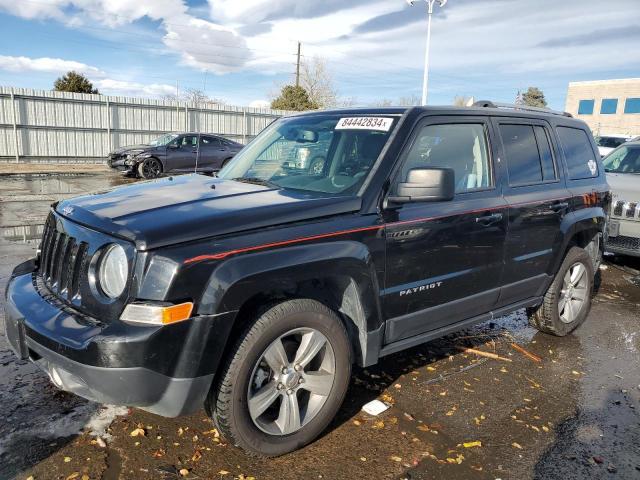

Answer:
[232,177,280,189]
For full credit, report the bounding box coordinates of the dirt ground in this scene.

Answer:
[1,171,639,480]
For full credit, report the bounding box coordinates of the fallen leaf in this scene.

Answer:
[26,477,34,480]
[64,457,72,463]
[152,449,165,458]
[463,441,482,448]
[380,393,395,404]
[394,383,402,389]
[360,457,367,461]
[192,450,202,462]
[512,442,523,449]
[417,425,430,432]
[427,366,436,372]
[390,456,402,462]
[130,428,146,437]
[353,420,361,426]
[500,367,508,373]
[218,470,230,475]
[372,420,385,429]
[65,474,79,480]
[572,370,581,376]
[179,468,190,477]
[82,476,89,480]
[178,427,185,436]
[542,426,550,432]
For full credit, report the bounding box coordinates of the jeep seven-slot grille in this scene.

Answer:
[613,201,624,216]
[39,216,88,301]
[612,200,639,219]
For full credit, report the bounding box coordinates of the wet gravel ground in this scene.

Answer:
[0,172,639,480]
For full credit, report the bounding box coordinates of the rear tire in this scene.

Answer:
[208,299,351,457]
[528,247,594,336]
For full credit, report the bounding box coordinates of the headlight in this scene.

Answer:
[98,244,128,298]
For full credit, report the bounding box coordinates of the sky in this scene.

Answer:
[0,0,638,110]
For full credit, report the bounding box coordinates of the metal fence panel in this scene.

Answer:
[0,86,290,162]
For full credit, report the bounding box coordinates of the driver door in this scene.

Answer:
[382,116,507,343]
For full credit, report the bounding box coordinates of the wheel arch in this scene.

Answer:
[197,241,383,367]
[555,206,606,273]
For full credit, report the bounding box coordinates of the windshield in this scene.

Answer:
[218,114,397,195]
[149,133,179,146]
[603,145,640,174]
[595,136,628,149]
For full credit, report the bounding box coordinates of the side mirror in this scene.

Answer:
[388,167,455,203]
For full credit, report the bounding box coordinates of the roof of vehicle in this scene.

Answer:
[290,103,581,121]
[596,133,634,138]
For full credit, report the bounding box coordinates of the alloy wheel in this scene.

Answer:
[558,262,588,323]
[247,327,336,436]
[142,159,162,178]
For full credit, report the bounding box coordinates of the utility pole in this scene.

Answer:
[295,42,301,87]
[175,80,180,131]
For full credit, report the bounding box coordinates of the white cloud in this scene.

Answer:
[0,0,186,26]
[162,15,250,73]
[95,79,176,97]
[0,55,104,76]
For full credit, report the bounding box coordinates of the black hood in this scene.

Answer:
[111,144,152,155]
[55,174,362,250]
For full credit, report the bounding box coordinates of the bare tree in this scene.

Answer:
[300,56,338,109]
[335,96,359,107]
[453,95,473,107]
[374,99,394,107]
[397,94,421,106]
[162,88,226,106]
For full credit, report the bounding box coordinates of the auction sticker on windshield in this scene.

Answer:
[336,117,394,131]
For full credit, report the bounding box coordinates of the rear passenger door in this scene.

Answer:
[198,136,225,170]
[493,118,570,307]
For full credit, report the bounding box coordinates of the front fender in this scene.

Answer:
[197,241,383,365]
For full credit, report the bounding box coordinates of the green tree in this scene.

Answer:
[271,85,318,111]
[53,71,99,94]
[521,87,547,108]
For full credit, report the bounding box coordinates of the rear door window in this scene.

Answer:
[499,124,557,186]
[556,127,598,179]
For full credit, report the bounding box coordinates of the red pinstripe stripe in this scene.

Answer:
[183,224,384,264]
[183,196,575,264]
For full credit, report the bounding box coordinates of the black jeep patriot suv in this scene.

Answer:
[5,103,609,456]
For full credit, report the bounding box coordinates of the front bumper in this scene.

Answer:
[606,219,640,257]
[107,157,135,173]
[4,261,235,417]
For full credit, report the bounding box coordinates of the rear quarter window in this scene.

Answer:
[556,127,598,180]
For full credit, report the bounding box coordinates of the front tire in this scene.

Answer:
[137,157,163,179]
[209,299,351,457]
[528,247,594,336]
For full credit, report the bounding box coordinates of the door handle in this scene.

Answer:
[475,212,503,225]
[550,202,569,212]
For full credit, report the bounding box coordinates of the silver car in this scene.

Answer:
[604,141,640,257]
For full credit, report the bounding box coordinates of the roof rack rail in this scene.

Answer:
[472,100,573,118]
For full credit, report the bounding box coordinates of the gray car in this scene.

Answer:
[108,133,244,179]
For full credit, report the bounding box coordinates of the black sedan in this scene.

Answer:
[107,133,244,179]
